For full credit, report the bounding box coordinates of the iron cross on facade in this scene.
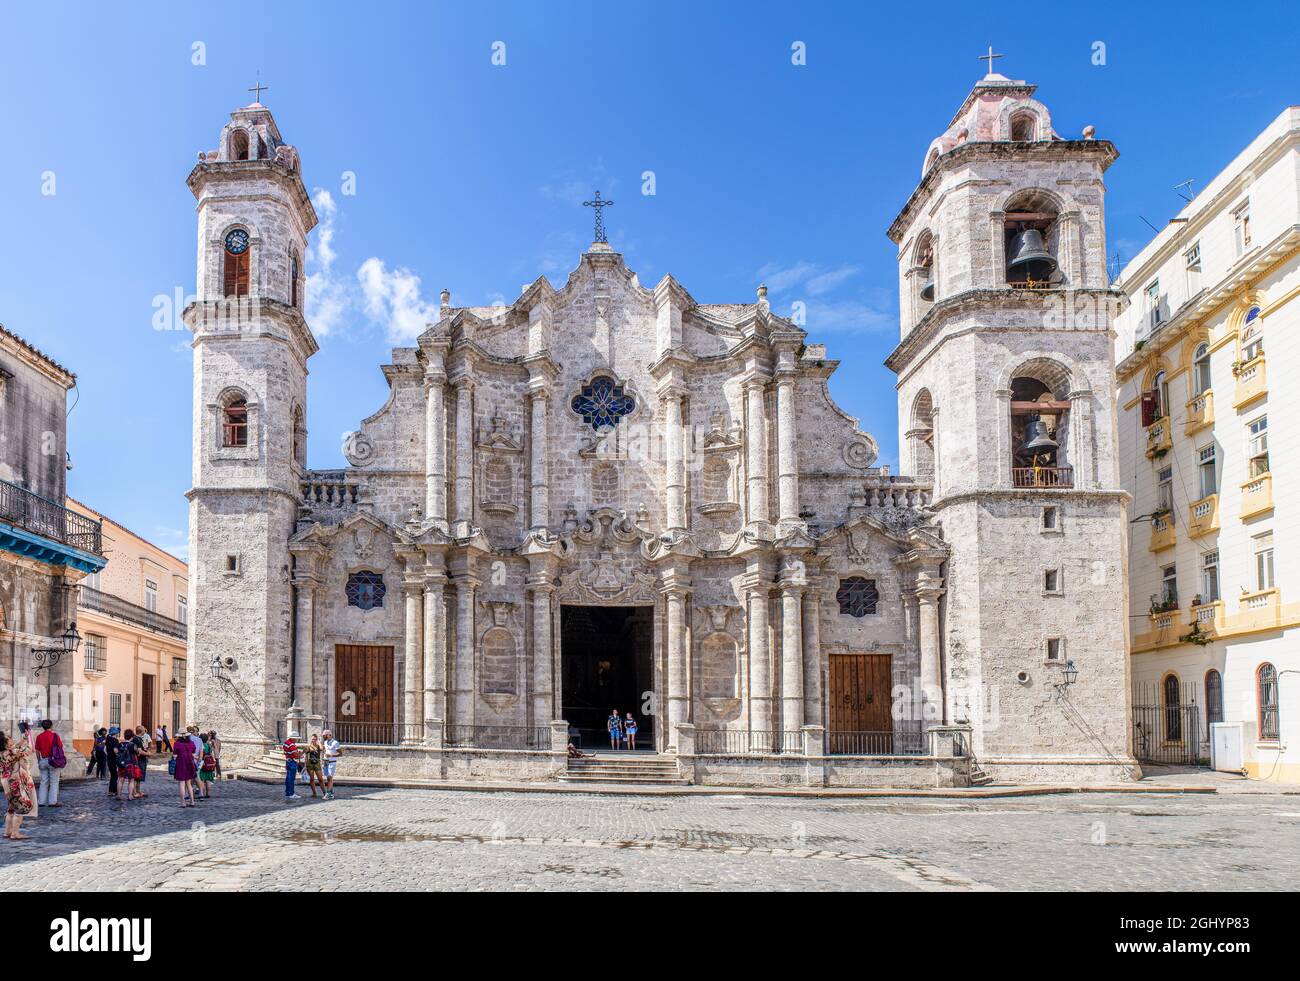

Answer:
[583,190,614,243]
[979,46,1003,76]
[247,75,269,103]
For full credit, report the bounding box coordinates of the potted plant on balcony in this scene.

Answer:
[1149,593,1179,615]
[1179,621,1211,646]
[1150,505,1170,521]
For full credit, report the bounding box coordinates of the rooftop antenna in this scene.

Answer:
[1174,179,1197,203]
[1139,215,1161,234]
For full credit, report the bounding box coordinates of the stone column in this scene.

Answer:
[989,211,1006,287]
[529,389,549,529]
[801,585,822,729]
[916,578,945,727]
[993,390,1013,490]
[775,372,800,526]
[453,567,478,729]
[291,578,317,713]
[423,553,448,745]
[1069,389,1093,491]
[780,583,804,734]
[663,389,686,533]
[424,362,448,528]
[663,572,691,745]
[529,578,554,725]
[744,378,769,526]
[401,579,423,744]
[745,571,773,748]
[453,377,474,526]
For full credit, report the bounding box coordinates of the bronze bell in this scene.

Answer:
[1007,228,1058,282]
[920,274,935,302]
[1019,416,1059,457]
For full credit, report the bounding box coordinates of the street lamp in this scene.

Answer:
[1061,659,1080,687]
[32,621,81,675]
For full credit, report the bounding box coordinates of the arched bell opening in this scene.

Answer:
[908,388,935,479]
[917,231,936,304]
[1009,371,1072,488]
[1003,189,1062,289]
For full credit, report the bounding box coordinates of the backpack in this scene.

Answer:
[201,751,216,772]
[117,741,135,769]
[48,734,66,769]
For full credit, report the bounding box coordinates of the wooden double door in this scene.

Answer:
[334,644,395,743]
[828,653,893,754]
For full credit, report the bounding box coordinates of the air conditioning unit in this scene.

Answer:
[1210,722,1246,773]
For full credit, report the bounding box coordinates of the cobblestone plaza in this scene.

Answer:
[2,781,1297,892]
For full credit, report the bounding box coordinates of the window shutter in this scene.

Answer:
[223,251,250,298]
[1140,392,1156,427]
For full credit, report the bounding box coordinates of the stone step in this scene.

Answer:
[562,754,688,786]
[558,774,689,786]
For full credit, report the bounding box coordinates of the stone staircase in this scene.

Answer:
[968,759,994,787]
[242,748,289,779]
[559,753,688,787]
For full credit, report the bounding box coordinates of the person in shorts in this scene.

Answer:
[623,712,638,751]
[607,710,622,750]
[321,729,341,800]
[301,734,326,798]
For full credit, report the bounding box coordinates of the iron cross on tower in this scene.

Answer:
[979,45,1004,76]
[247,75,268,103]
[583,190,614,243]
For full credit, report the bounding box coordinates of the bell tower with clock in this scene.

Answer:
[184,94,319,750]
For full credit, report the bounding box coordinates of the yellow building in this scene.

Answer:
[67,499,188,755]
[1114,107,1300,782]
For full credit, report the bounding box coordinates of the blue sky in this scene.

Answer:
[2,0,1297,560]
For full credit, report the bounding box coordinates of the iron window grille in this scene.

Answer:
[836,577,879,617]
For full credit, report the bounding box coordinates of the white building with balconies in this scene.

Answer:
[1115,106,1300,782]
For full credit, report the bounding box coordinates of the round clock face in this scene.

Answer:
[224,229,250,255]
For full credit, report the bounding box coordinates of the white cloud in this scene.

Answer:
[805,264,861,295]
[799,297,896,334]
[150,526,189,562]
[357,257,438,343]
[539,163,619,208]
[306,187,349,337]
[757,260,862,296]
[756,260,818,293]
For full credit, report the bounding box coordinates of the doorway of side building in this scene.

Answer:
[560,605,655,750]
[141,674,156,734]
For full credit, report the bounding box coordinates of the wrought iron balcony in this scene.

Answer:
[0,478,103,556]
[77,585,188,641]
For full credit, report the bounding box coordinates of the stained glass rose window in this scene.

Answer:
[571,375,635,430]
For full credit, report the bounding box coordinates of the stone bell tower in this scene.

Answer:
[885,63,1137,782]
[184,92,318,762]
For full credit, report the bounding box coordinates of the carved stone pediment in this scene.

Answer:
[556,557,660,607]
[701,412,741,452]
[475,413,523,453]
[558,506,655,550]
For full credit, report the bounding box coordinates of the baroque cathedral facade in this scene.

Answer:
[187,70,1137,786]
